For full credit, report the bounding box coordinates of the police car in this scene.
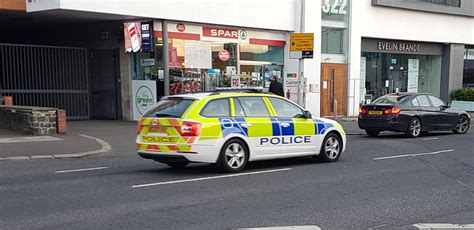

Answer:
[136,91,346,172]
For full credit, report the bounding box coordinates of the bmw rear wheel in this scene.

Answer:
[217,139,249,173]
[315,132,342,162]
[406,117,422,138]
[453,115,470,134]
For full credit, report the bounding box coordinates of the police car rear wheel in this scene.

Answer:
[315,133,342,162]
[218,139,249,173]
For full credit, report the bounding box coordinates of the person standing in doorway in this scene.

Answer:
[268,75,284,97]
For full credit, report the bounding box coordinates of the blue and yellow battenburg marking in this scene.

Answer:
[218,117,334,138]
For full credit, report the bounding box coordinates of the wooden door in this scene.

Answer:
[321,64,347,117]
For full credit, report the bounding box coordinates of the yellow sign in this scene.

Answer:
[290,33,314,52]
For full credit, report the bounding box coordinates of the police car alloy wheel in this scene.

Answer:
[406,117,422,138]
[453,115,470,134]
[217,139,249,173]
[315,133,342,162]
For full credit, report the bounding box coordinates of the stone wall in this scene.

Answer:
[0,106,59,135]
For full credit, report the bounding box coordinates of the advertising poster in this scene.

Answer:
[408,59,419,93]
[124,22,142,53]
[285,74,299,103]
[141,21,153,52]
[132,80,157,121]
[184,41,212,69]
[231,76,241,88]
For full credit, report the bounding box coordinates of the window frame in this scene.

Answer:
[199,98,231,118]
[235,96,271,118]
[267,97,305,118]
[415,95,433,107]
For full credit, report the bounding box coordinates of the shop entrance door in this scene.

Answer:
[321,63,347,117]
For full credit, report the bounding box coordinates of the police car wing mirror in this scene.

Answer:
[303,110,312,119]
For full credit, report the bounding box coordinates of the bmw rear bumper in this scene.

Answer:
[358,115,407,132]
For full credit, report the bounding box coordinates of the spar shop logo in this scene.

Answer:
[135,86,155,115]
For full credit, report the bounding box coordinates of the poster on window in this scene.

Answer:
[124,22,142,53]
[231,76,241,88]
[408,59,419,93]
[132,80,157,121]
[360,57,367,104]
[184,41,212,69]
[285,76,299,104]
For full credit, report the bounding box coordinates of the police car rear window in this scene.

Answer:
[144,98,195,118]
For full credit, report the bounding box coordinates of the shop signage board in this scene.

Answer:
[285,78,299,103]
[290,33,314,59]
[124,22,142,53]
[132,80,157,121]
[408,59,419,93]
[184,41,212,69]
[141,21,153,52]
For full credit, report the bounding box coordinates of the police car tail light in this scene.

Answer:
[180,121,202,137]
[384,107,401,115]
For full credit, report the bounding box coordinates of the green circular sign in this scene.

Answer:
[135,86,155,115]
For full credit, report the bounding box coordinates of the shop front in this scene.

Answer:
[464,47,474,88]
[129,21,286,95]
[360,38,443,103]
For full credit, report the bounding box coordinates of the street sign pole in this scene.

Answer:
[297,0,305,106]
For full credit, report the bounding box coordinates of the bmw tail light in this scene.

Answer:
[359,107,368,116]
[384,107,401,115]
[180,121,202,137]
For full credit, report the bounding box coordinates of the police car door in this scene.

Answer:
[266,97,317,155]
[233,97,281,156]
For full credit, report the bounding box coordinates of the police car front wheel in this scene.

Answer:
[217,139,249,173]
[315,132,342,162]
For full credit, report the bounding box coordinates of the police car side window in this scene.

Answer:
[233,98,247,117]
[236,97,270,117]
[200,98,230,117]
[268,97,304,118]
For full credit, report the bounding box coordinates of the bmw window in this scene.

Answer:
[416,95,431,107]
[267,97,304,118]
[428,95,445,107]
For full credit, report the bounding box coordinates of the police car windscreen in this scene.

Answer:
[144,98,195,118]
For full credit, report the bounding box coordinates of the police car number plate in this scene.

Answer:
[368,110,383,115]
[148,126,167,134]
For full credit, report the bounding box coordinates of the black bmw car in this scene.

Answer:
[358,93,471,137]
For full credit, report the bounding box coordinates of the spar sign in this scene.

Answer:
[132,80,157,120]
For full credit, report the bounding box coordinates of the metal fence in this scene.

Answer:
[0,44,89,119]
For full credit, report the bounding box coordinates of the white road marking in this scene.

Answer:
[414,223,474,229]
[373,149,454,161]
[132,168,293,188]
[238,226,321,230]
[421,137,439,141]
[0,136,62,144]
[55,167,108,174]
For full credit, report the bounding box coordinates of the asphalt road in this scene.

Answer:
[1,128,473,230]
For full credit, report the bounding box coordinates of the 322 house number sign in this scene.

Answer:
[322,0,348,15]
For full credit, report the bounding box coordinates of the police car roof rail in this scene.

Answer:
[210,88,269,95]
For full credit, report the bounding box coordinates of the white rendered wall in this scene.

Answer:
[348,0,474,116]
[27,0,297,32]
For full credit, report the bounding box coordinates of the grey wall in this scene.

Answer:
[441,44,465,102]
[372,0,474,17]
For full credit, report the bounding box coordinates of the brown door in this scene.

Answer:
[321,64,347,117]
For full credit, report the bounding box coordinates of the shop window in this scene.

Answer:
[405,0,461,7]
[132,52,159,80]
[463,47,474,88]
[361,52,442,100]
[239,44,284,63]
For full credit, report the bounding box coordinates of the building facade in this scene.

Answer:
[0,0,473,120]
